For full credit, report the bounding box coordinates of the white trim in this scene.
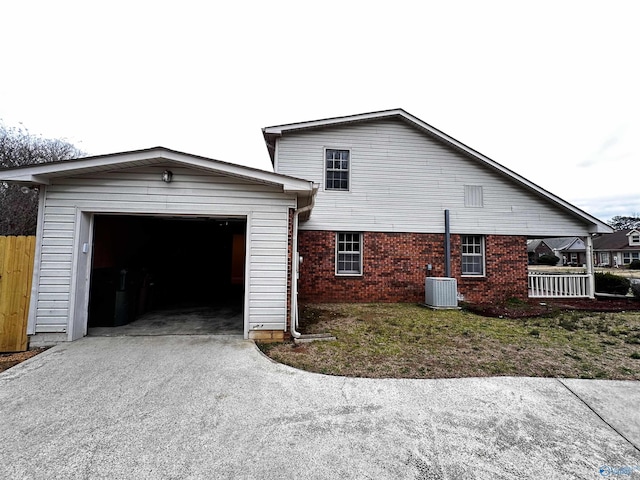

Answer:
[335,232,363,276]
[461,234,486,277]
[68,210,93,341]
[26,188,46,335]
[323,147,352,193]
[0,147,316,197]
[243,212,251,340]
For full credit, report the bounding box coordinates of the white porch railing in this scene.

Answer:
[528,272,591,298]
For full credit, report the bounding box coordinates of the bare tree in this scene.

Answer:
[0,122,84,235]
[607,215,640,231]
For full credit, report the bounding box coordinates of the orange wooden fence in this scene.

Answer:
[0,236,36,352]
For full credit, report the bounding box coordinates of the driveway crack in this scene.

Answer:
[556,378,640,453]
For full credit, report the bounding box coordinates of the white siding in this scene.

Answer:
[34,166,295,335]
[275,119,591,237]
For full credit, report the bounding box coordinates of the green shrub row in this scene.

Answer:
[595,272,631,295]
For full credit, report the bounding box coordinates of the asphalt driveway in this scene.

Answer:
[1,335,639,479]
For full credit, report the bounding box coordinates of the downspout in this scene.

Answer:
[290,190,316,338]
[444,209,451,277]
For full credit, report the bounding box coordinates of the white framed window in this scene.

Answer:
[622,252,640,264]
[336,232,362,275]
[461,235,485,276]
[325,148,350,191]
[630,234,640,245]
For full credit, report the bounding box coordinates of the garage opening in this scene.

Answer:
[87,215,246,335]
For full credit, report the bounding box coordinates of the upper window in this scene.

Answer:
[336,232,362,275]
[461,235,485,276]
[325,149,350,191]
[630,234,640,245]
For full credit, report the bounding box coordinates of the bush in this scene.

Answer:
[537,254,559,266]
[629,259,640,270]
[595,272,631,295]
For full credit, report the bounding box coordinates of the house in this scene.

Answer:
[593,229,640,267]
[527,237,587,266]
[0,108,612,345]
[263,109,610,309]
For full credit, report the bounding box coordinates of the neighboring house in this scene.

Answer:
[0,108,612,345]
[527,237,586,266]
[593,229,640,267]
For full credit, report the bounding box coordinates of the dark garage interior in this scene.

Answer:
[88,215,246,329]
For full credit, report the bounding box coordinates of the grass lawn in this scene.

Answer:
[259,303,640,380]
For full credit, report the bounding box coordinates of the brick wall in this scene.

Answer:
[297,231,528,304]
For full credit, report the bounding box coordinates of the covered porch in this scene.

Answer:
[527,235,595,299]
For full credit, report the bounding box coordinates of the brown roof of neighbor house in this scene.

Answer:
[593,229,640,250]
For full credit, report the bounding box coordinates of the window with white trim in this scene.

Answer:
[622,252,640,264]
[336,232,362,275]
[630,234,640,245]
[325,149,350,191]
[461,235,484,275]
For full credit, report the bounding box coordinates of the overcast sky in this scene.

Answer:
[1,1,638,222]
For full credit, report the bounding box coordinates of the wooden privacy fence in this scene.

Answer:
[0,236,36,352]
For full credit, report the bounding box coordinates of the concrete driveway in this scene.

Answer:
[1,336,639,479]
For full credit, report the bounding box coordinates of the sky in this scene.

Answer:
[1,0,639,223]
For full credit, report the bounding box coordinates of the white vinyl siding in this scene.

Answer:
[275,119,590,237]
[32,166,296,335]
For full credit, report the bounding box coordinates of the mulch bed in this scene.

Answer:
[464,297,640,319]
[0,348,49,374]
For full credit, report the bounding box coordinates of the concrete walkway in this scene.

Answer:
[1,336,639,479]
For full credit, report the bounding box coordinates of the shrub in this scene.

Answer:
[595,272,631,295]
[537,254,559,266]
[629,259,640,270]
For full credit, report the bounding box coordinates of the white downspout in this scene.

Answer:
[290,191,316,339]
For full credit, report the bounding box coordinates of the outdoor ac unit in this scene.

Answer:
[425,277,458,308]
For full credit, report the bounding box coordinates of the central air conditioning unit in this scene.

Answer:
[425,277,458,308]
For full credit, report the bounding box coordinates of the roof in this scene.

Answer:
[593,229,640,251]
[543,237,585,251]
[0,147,318,206]
[263,108,613,234]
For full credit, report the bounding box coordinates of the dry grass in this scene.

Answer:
[259,304,640,379]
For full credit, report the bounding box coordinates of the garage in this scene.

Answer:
[0,147,316,344]
[87,215,246,334]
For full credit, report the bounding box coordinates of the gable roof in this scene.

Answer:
[593,229,640,251]
[542,237,585,251]
[263,108,612,234]
[0,147,317,205]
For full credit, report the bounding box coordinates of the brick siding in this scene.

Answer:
[297,231,528,304]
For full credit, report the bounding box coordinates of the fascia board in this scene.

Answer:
[0,147,315,194]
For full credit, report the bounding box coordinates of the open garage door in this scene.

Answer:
[87,215,246,334]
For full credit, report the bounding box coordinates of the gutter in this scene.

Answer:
[290,190,316,338]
